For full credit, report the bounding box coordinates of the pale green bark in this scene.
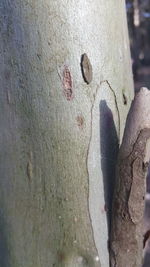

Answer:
[0,0,133,266]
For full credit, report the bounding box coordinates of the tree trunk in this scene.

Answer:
[0,1,133,266]
[110,88,150,267]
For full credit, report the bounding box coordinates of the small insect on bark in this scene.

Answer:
[80,53,93,84]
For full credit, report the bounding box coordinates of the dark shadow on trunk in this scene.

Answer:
[100,100,119,234]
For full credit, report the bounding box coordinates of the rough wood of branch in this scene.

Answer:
[110,87,150,267]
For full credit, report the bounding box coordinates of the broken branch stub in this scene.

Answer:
[110,87,150,267]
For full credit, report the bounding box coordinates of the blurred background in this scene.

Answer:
[126,1,150,265]
[126,0,150,91]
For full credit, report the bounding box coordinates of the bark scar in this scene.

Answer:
[27,151,33,184]
[81,53,93,84]
[62,66,73,100]
[57,65,74,101]
[27,160,33,182]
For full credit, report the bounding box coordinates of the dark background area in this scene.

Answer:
[126,0,150,91]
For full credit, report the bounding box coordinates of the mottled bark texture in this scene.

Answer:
[0,0,133,266]
[110,88,150,267]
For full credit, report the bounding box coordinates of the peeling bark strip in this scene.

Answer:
[81,53,93,84]
[110,88,150,267]
[63,66,73,100]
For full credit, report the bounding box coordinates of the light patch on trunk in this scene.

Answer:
[87,81,119,267]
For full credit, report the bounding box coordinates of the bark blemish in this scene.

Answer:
[81,53,93,84]
[63,66,73,101]
[27,151,33,182]
[76,115,84,128]
[57,251,66,262]
[123,93,127,105]
[27,160,33,182]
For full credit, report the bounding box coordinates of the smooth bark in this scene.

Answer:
[0,1,133,266]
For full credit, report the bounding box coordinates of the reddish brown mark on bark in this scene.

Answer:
[76,115,84,128]
[63,66,73,101]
